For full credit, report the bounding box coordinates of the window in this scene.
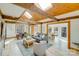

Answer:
[24,11,32,19]
[35,3,52,11]
[61,27,67,37]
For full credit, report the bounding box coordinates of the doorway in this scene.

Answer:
[47,21,70,51]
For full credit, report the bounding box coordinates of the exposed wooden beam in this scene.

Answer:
[2,14,19,20]
[57,15,79,20]
[5,21,17,23]
[29,5,58,21]
[13,3,59,21]
[19,16,37,24]
[37,15,79,24]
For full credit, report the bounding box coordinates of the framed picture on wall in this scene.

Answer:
[54,27,58,36]
[61,27,67,37]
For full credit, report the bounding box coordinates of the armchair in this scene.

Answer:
[33,41,47,56]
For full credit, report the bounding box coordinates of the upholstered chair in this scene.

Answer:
[33,41,47,56]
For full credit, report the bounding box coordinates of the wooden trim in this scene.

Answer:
[2,14,18,20]
[68,21,71,49]
[46,23,48,34]
[38,20,69,24]
[48,20,69,25]
[5,20,17,23]
[58,15,79,21]
[30,25,34,34]
[37,15,79,24]
[31,23,42,34]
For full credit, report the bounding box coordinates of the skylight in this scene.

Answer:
[24,11,32,19]
[35,3,52,11]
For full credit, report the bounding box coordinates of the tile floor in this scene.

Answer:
[1,37,79,56]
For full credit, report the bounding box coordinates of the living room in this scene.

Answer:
[0,3,79,56]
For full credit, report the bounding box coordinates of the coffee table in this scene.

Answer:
[23,38,35,48]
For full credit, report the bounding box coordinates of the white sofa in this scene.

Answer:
[33,41,47,56]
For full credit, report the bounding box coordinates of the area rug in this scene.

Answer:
[17,40,53,56]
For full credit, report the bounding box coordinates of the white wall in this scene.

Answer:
[70,19,79,49]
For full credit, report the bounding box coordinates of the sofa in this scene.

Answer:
[32,33,48,43]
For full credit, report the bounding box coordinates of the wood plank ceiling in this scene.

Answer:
[1,3,79,24]
[47,3,79,16]
[14,3,79,23]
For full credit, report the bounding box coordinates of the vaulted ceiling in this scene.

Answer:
[0,3,79,24]
[14,3,79,22]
